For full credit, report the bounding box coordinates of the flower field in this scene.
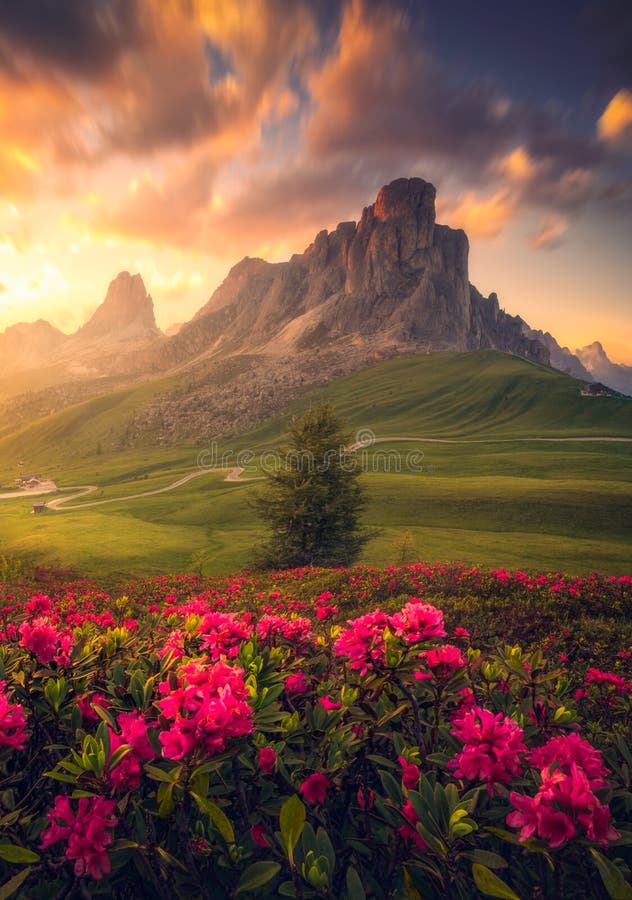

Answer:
[0,563,631,898]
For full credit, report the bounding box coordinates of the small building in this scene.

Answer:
[32,502,47,514]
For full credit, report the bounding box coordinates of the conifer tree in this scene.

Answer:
[253,402,368,568]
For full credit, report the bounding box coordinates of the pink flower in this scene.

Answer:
[107,711,156,790]
[398,799,428,850]
[0,682,28,750]
[19,618,60,664]
[251,823,270,847]
[258,747,276,774]
[421,644,466,673]
[527,733,608,790]
[157,659,253,761]
[389,600,446,643]
[285,672,308,694]
[40,795,118,880]
[449,706,526,793]
[454,627,470,639]
[256,615,313,647]
[300,773,331,805]
[319,695,342,710]
[333,610,390,675]
[198,612,251,660]
[398,756,420,790]
[357,788,375,810]
[76,693,110,722]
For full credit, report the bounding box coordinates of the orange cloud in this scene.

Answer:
[440,191,517,238]
[598,90,632,144]
[530,214,568,251]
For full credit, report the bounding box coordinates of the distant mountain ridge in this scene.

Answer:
[0,178,630,412]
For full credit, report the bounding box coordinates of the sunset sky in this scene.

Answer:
[0,0,631,361]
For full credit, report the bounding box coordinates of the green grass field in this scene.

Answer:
[0,351,630,578]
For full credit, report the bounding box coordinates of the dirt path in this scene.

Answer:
[29,467,256,512]
[349,435,632,449]
[2,432,630,511]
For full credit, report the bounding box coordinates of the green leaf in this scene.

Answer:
[316,827,335,878]
[191,793,235,844]
[280,794,305,861]
[590,849,632,899]
[236,861,281,894]
[144,763,178,783]
[466,850,508,870]
[0,867,32,900]
[0,845,39,864]
[346,865,366,900]
[472,864,521,900]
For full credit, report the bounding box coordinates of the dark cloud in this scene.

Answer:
[0,0,144,80]
[582,0,632,89]
[306,1,516,169]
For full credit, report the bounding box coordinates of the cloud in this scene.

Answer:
[305,0,515,167]
[530,214,569,251]
[598,90,632,144]
[0,0,144,79]
[91,152,217,248]
[438,190,517,239]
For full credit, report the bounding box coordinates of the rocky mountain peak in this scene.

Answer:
[373,177,436,225]
[78,272,160,341]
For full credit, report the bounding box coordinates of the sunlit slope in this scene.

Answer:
[239,351,632,448]
[1,351,630,482]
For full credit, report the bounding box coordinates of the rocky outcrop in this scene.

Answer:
[0,319,66,376]
[576,342,632,397]
[76,272,160,342]
[181,177,548,365]
[522,327,592,380]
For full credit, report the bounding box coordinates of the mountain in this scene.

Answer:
[0,320,66,377]
[154,177,548,369]
[76,272,160,343]
[576,342,632,397]
[522,327,592,380]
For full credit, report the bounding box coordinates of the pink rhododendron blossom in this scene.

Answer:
[319,695,342,710]
[251,823,269,847]
[357,788,375,810]
[389,600,446,643]
[198,612,251,660]
[449,706,526,792]
[398,756,420,790]
[398,799,428,850]
[157,659,253,760]
[40,795,118,880]
[258,747,276,774]
[285,671,308,694]
[507,733,620,848]
[256,614,313,646]
[0,682,28,750]
[19,618,61,665]
[333,610,390,675]
[421,643,466,673]
[107,711,156,790]
[300,773,331,805]
[76,693,110,722]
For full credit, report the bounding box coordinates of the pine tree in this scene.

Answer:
[253,402,368,568]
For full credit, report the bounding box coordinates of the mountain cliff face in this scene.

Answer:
[76,272,160,343]
[576,342,632,397]
[146,178,548,375]
[0,320,66,376]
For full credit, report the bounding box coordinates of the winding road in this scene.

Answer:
[1,433,630,512]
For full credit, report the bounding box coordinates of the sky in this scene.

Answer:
[0,0,631,362]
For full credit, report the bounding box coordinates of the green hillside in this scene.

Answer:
[0,350,630,578]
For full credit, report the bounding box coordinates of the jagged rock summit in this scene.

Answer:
[163,177,547,369]
[576,341,632,397]
[77,271,160,343]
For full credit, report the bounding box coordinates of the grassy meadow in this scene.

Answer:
[0,351,630,578]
